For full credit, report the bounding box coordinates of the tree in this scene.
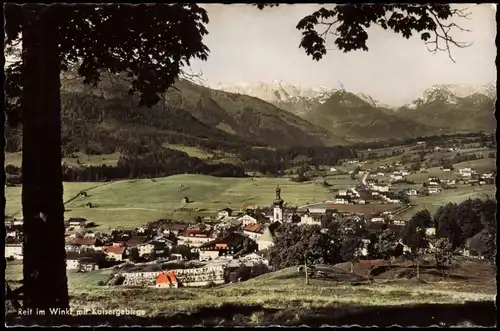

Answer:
[433,203,463,249]
[269,224,337,269]
[257,4,472,63]
[5,3,209,314]
[128,248,141,263]
[433,237,454,277]
[340,234,362,273]
[373,229,397,279]
[402,213,430,280]
[479,199,496,265]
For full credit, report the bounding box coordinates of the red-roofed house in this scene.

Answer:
[103,245,126,261]
[243,223,263,241]
[155,271,179,288]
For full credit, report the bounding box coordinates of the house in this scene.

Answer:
[178,228,213,248]
[406,189,418,196]
[428,181,439,187]
[337,190,348,196]
[126,236,149,247]
[66,251,104,271]
[198,232,248,261]
[243,223,263,241]
[299,213,321,226]
[66,237,104,252]
[370,217,385,223]
[155,271,179,288]
[13,218,23,226]
[68,217,88,227]
[102,245,126,261]
[330,167,337,172]
[428,187,440,194]
[147,240,169,257]
[238,214,258,226]
[5,244,23,260]
[257,227,275,251]
[218,208,233,219]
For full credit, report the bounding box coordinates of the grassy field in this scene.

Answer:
[5,175,335,230]
[399,185,495,220]
[5,260,495,326]
[453,158,496,173]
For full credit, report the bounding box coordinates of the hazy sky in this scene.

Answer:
[189,4,497,105]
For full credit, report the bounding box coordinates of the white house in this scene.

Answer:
[335,198,349,204]
[66,258,81,270]
[217,208,233,219]
[428,187,440,194]
[330,167,337,172]
[299,214,321,226]
[370,217,385,223]
[257,228,275,251]
[407,189,418,196]
[337,190,348,196]
[238,214,258,226]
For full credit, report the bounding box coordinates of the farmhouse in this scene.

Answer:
[218,208,233,219]
[242,223,263,241]
[257,227,275,251]
[428,187,440,194]
[178,228,213,247]
[238,214,258,226]
[68,217,88,227]
[198,232,248,261]
[66,237,104,252]
[299,213,321,226]
[103,245,126,261]
[406,189,418,196]
[66,251,103,271]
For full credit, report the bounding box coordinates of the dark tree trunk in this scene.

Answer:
[21,6,69,315]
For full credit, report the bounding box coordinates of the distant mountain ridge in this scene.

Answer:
[211,81,496,140]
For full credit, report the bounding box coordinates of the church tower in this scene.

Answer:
[272,185,284,223]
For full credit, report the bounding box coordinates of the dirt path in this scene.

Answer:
[64,181,114,207]
[11,181,114,217]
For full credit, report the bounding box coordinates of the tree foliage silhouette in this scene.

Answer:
[256,4,471,62]
[4,3,209,316]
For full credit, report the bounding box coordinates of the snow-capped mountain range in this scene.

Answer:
[209,81,495,114]
[404,83,496,109]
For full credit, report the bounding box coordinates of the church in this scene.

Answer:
[272,185,284,223]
